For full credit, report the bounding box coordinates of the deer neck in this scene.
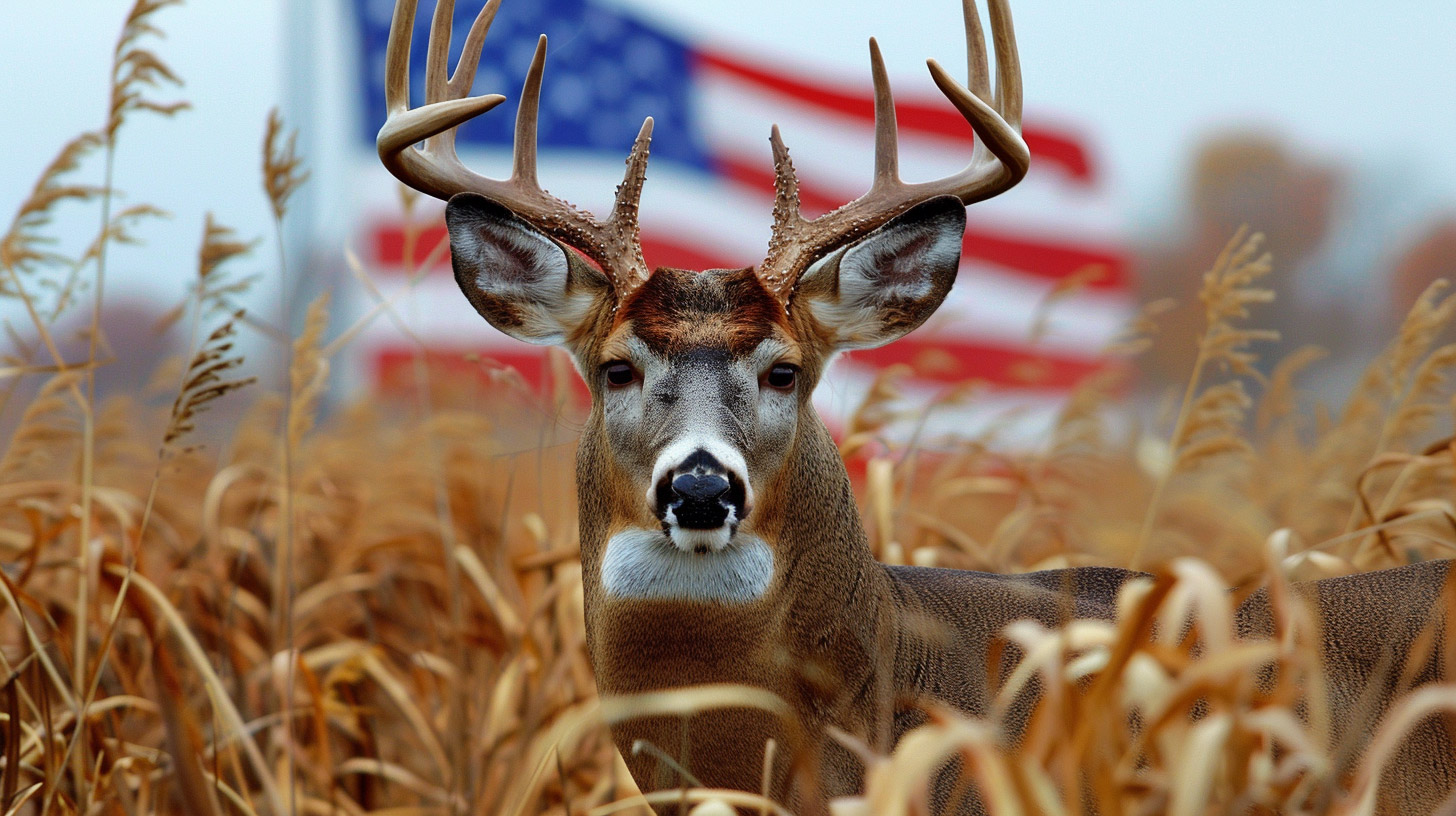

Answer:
[768,417,894,663]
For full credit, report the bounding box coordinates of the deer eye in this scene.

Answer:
[603,361,638,388]
[764,364,797,391]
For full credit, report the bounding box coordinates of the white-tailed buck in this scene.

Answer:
[378,0,1454,812]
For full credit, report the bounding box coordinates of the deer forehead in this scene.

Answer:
[601,266,799,360]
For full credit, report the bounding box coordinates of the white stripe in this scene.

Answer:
[930,263,1133,353]
[812,361,1088,449]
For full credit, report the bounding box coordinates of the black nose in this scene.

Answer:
[667,474,731,529]
[654,448,748,530]
[672,473,730,503]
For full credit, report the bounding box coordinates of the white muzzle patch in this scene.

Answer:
[661,504,739,553]
[601,528,773,603]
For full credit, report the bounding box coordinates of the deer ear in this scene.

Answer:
[795,195,966,351]
[445,192,609,346]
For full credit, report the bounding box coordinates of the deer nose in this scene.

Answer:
[671,473,730,503]
[652,447,749,534]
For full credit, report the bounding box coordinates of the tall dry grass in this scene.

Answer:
[4,3,1456,815]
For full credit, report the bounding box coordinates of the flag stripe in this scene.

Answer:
[843,337,1108,388]
[811,364,1085,448]
[695,50,1093,183]
[373,347,582,396]
[639,235,739,272]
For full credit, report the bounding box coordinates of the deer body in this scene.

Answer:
[376,1,1453,812]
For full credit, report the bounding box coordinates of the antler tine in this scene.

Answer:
[378,0,507,200]
[611,117,654,226]
[962,0,991,105]
[377,0,652,298]
[987,0,1022,130]
[382,0,422,119]
[868,39,899,188]
[424,0,453,102]
[768,125,802,228]
[759,0,1030,307]
[759,125,806,297]
[599,117,654,288]
[448,0,499,96]
[422,0,459,153]
[925,0,1026,181]
[512,35,547,186]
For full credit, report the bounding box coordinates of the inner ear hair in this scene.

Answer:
[797,195,967,350]
[446,194,568,293]
[445,192,609,346]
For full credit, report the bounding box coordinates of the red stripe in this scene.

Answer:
[695,50,1093,184]
[710,157,1127,289]
[845,336,1109,389]
[961,225,1125,290]
[373,224,450,272]
[372,347,589,403]
[639,235,749,271]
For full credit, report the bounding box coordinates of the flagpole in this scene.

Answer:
[279,0,321,343]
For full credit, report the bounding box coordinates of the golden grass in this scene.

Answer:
[5,3,1456,815]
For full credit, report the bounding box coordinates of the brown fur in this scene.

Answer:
[616,266,790,356]
[1238,562,1455,815]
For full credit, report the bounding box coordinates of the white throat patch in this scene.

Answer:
[601,528,773,603]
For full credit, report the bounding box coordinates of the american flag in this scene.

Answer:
[348,0,1130,442]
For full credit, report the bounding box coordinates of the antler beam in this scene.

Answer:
[759,0,1031,305]
[377,0,653,298]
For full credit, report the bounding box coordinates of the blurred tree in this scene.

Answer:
[1136,132,1342,396]
[1390,218,1456,319]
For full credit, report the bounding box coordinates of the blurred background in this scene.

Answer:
[4,0,1456,441]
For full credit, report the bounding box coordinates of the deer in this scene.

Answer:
[376,0,1455,813]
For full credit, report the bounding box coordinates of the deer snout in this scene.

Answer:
[650,447,750,553]
[672,472,730,504]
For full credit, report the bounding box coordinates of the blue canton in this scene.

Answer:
[356,0,712,172]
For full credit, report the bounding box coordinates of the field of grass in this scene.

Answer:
[3,2,1456,814]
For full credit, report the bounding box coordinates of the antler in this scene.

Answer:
[758,0,1031,305]
[377,0,653,299]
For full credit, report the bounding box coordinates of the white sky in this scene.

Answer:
[2,1,287,278]
[4,0,1456,358]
